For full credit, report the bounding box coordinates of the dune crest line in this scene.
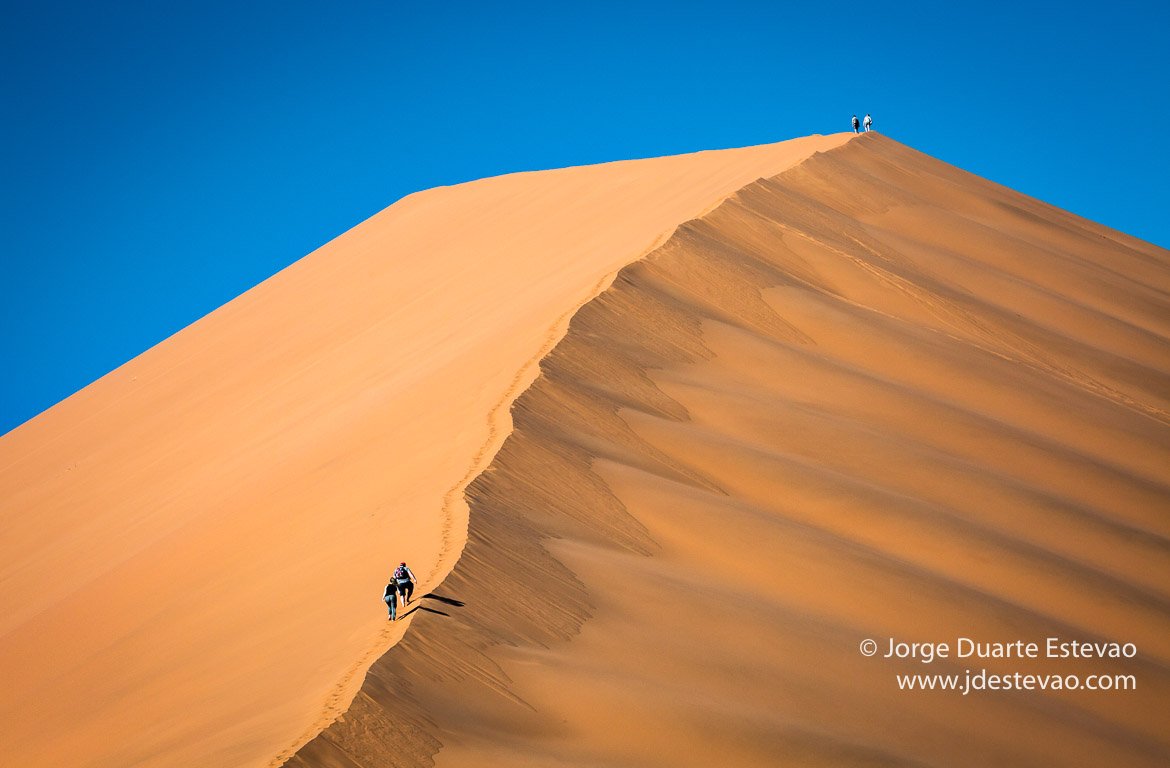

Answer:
[268,249,644,767]
[0,135,848,767]
[287,134,1170,767]
[276,143,853,767]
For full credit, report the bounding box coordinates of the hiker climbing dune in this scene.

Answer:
[383,580,401,621]
[383,562,417,621]
[395,562,417,604]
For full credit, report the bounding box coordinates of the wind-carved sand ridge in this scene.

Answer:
[287,136,1170,767]
[264,266,628,768]
[0,134,847,767]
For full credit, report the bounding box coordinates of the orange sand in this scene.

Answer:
[0,134,848,767]
[289,136,1170,767]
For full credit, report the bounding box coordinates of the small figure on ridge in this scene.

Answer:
[383,579,401,621]
[851,114,860,134]
[864,113,873,132]
[394,561,418,606]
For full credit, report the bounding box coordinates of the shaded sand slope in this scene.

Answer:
[0,134,849,768]
[289,134,1170,767]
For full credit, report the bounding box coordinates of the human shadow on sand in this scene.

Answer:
[422,593,466,607]
[398,593,466,620]
[400,605,447,618]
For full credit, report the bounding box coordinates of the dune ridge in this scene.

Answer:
[0,134,848,767]
[287,135,1170,766]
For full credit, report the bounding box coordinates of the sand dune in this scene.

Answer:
[287,136,1170,767]
[0,134,848,767]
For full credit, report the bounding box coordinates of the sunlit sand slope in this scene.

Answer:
[288,134,1170,767]
[0,134,848,768]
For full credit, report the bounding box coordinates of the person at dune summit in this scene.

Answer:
[394,561,418,606]
[864,113,873,132]
[851,114,860,133]
[383,579,401,621]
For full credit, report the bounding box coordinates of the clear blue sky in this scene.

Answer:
[2,1,1167,435]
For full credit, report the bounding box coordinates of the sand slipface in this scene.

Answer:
[0,134,847,767]
[288,136,1170,767]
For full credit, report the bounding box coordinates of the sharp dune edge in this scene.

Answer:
[0,134,847,767]
[1,133,1168,768]
[286,136,1170,767]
